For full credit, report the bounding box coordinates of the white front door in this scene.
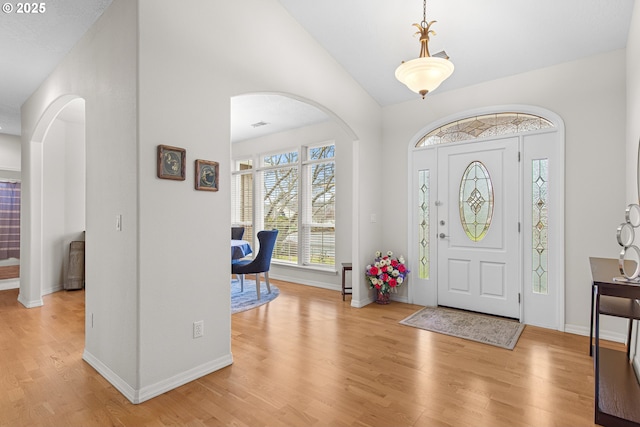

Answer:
[436,137,520,318]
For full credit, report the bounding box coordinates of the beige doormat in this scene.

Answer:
[400,306,525,350]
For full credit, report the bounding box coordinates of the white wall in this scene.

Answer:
[383,49,627,337]
[18,0,372,401]
[232,120,353,289]
[0,134,21,173]
[135,0,381,397]
[21,0,139,393]
[41,115,85,295]
[17,0,383,403]
[20,0,382,403]
[625,3,640,372]
[42,120,65,293]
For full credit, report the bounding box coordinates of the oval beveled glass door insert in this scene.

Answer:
[459,161,494,242]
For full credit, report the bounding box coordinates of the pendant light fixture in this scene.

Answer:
[395,0,454,98]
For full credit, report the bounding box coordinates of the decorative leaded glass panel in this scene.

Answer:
[459,161,494,242]
[532,159,549,294]
[416,113,554,147]
[418,170,430,279]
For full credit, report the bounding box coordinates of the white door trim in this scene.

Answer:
[407,105,565,331]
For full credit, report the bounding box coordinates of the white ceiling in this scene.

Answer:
[0,0,634,137]
[277,0,634,106]
[0,0,113,135]
[231,94,329,144]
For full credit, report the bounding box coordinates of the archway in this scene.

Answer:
[229,92,363,304]
[19,95,86,307]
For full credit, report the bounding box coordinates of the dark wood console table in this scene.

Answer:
[590,257,640,427]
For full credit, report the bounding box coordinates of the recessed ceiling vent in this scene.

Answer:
[251,121,270,128]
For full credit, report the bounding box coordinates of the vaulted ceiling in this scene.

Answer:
[0,0,633,137]
[277,0,633,106]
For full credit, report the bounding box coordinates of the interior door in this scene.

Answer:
[436,137,520,318]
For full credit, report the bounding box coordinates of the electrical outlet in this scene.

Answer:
[193,320,204,338]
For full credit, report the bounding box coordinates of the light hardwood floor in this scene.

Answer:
[0,280,613,426]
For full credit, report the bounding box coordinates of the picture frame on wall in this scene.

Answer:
[195,159,219,191]
[157,145,186,181]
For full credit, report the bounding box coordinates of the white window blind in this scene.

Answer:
[233,145,336,269]
[262,152,298,264]
[302,145,335,266]
[231,159,254,240]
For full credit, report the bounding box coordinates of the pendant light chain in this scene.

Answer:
[422,0,427,28]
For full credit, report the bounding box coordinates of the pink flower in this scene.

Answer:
[366,251,410,292]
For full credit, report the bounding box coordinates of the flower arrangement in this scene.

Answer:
[365,251,409,295]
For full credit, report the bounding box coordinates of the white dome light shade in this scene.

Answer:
[395,56,454,98]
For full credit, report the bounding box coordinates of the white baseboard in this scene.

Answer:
[42,284,63,296]
[390,294,408,304]
[563,324,589,337]
[137,354,233,403]
[0,279,19,291]
[272,272,373,307]
[270,274,412,307]
[270,273,415,306]
[270,272,339,292]
[564,323,626,344]
[350,296,373,308]
[17,292,43,308]
[82,350,137,401]
[83,349,233,404]
[634,355,640,385]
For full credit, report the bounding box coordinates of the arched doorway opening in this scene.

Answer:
[229,92,363,304]
[19,96,86,307]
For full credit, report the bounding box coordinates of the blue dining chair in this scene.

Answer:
[231,226,244,240]
[231,229,278,300]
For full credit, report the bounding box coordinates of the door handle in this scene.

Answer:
[439,233,449,239]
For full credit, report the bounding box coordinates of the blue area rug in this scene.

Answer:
[231,278,279,314]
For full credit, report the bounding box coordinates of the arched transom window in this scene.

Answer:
[416,112,554,147]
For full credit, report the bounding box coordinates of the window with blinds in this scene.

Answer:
[302,145,335,266]
[232,144,336,269]
[262,151,298,263]
[0,181,20,260]
[231,159,254,240]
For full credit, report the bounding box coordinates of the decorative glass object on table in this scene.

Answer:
[617,203,640,281]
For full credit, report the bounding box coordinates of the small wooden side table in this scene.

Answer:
[341,262,352,301]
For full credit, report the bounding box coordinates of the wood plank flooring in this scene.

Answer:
[0,280,614,426]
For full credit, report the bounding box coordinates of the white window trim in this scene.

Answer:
[232,140,337,269]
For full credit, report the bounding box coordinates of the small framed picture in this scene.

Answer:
[195,159,219,191]
[157,145,186,180]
